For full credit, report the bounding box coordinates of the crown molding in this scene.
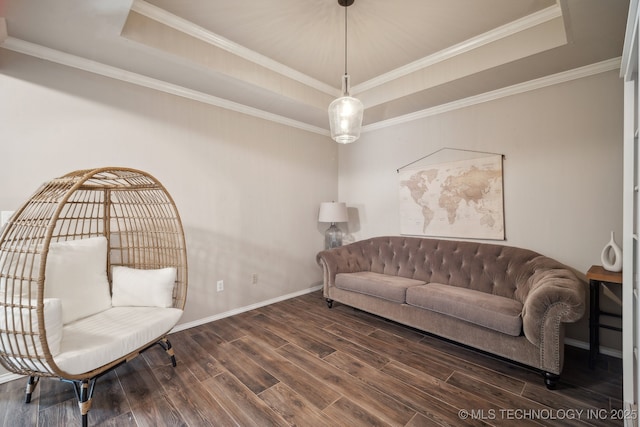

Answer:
[362,57,621,133]
[1,37,619,139]
[131,0,565,98]
[131,0,562,97]
[0,37,330,137]
[131,0,340,98]
[352,4,563,94]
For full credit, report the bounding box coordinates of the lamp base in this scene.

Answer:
[325,223,343,249]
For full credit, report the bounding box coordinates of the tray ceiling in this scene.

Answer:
[0,0,629,136]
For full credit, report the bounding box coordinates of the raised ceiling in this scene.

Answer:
[0,0,629,136]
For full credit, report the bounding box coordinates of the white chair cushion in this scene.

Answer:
[0,297,63,357]
[44,237,112,325]
[54,306,183,375]
[111,266,176,308]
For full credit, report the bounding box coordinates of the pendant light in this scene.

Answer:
[328,0,364,144]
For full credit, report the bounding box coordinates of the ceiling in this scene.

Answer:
[0,0,630,137]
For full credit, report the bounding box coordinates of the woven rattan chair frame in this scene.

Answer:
[0,167,187,422]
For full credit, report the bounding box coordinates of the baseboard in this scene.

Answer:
[565,338,623,359]
[170,284,323,333]
[0,372,25,385]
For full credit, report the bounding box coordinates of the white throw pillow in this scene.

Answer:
[0,297,63,356]
[44,237,112,324]
[111,266,176,308]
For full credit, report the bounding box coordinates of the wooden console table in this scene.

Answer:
[586,265,622,368]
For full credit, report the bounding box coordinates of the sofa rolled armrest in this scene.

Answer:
[522,268,585,348]
[316,246,368,291]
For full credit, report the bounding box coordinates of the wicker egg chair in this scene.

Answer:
[0,167,187,426]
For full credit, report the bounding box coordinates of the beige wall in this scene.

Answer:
[338,70,624,349]
[0,50,336,341]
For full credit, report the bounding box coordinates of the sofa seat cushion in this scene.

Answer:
[335,272,426,303]
[53,306,183,375]
[406,283,523,336]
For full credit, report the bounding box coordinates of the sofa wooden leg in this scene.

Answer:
[24,376,39,403]
[543,372,559,390]
[326,298,334,308]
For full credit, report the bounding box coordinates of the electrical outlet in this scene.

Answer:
[252,273,258,285]
[216,280,224,292]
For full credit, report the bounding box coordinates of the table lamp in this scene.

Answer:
[318,202,348,249]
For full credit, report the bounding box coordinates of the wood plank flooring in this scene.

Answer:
[0,291,624,426]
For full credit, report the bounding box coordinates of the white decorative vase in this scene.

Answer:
[600,231,622,272]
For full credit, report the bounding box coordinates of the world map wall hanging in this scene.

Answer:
[398,149,505,240]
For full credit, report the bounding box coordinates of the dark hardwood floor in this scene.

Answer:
[0,291,624,426]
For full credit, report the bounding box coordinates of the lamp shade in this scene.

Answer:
[318,202,348,223]
[328,95,364,144]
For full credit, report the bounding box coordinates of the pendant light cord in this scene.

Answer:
[344,5,348,77]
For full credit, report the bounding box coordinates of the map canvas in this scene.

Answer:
[399,155,504,240]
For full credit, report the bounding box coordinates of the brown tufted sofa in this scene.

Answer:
[316,236,585,389]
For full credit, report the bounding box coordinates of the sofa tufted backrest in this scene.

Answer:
[333,236,570,302]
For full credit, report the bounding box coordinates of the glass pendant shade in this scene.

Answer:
[328,91,364,144]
